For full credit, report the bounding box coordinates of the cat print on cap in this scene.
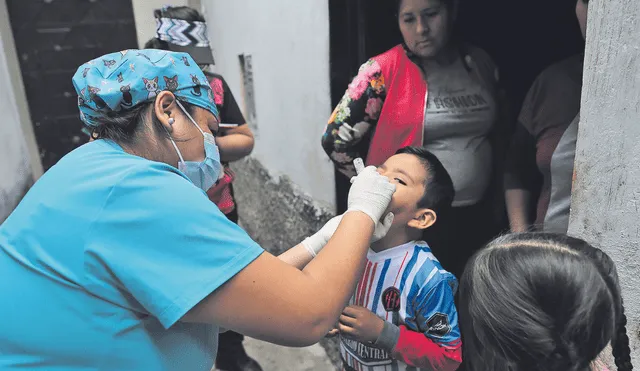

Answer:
[103,59,116,68]
[143,77,159,99]
[191,75,202,96]
[121,85,133,108]
[88,86,107,109]
[164,75,178,92]
[78,88,87,107]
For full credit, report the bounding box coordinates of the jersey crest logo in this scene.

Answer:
[382,287,401,312]
[426,312,451,338]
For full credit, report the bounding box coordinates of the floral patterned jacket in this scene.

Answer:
[323,59,387,177]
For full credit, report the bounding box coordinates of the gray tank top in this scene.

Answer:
[544,114,579,233]
[423,56,497,207]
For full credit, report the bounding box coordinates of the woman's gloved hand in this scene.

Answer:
[347,166,396,223]
[301,213,395,257]
[301,216,342,257]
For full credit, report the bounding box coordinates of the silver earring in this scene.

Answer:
[168,118,175,125]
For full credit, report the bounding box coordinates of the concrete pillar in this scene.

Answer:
[568,0,640,365]
[0,0,43,181]
[0,1,42,221]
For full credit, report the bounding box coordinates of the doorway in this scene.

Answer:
[7,0,139,170]
[328,0,585,213]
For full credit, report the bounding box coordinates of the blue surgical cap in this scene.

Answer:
[73,49,218,127]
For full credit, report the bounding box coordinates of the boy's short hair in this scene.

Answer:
[395,146,455,215]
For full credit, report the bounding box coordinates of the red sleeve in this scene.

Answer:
[391,325,462,371]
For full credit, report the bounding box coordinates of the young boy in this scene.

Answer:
[280,146,461,371]
[336,147,460,371]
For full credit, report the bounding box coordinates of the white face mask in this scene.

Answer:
[168,101,222,191]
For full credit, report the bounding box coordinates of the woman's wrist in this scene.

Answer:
[343,210,376,228]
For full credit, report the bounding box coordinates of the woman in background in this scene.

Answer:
[504,0,589,234]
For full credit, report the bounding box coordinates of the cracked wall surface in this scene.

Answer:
[568,0,640,366]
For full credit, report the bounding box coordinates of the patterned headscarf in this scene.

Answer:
[73,49,218,128]
[154,6,215,65]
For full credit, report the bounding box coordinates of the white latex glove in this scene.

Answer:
[373,212,395,241]
[301,212,395,257]
[347,166,396,224]
[301,215,342,257]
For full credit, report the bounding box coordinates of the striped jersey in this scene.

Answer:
[340,241,461,371]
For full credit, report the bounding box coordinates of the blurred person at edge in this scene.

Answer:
[504,0,589,234]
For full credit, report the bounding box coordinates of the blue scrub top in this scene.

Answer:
[0,140,264,370]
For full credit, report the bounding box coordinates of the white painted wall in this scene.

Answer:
[201,0,335,208]
[0,29,33,222]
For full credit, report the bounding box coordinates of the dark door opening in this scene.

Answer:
[329,0,584,213]
[7,0,139,170]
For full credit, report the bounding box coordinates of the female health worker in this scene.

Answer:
[0,50,396,370]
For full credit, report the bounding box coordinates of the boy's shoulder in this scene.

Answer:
[369,240,456,296]
[405,241,455,276]
[403,241,457,295]
[400,242,460,344]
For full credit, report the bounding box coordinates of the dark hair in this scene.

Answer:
[394,0,459,61]
[89,100,196,144]
[395,146,454,215]
[394,0,454,15]
[563,238,633,371]
[145,6,206,51]
[144,37,167,51]
[459,233,621,371]
[154,6,205,22]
